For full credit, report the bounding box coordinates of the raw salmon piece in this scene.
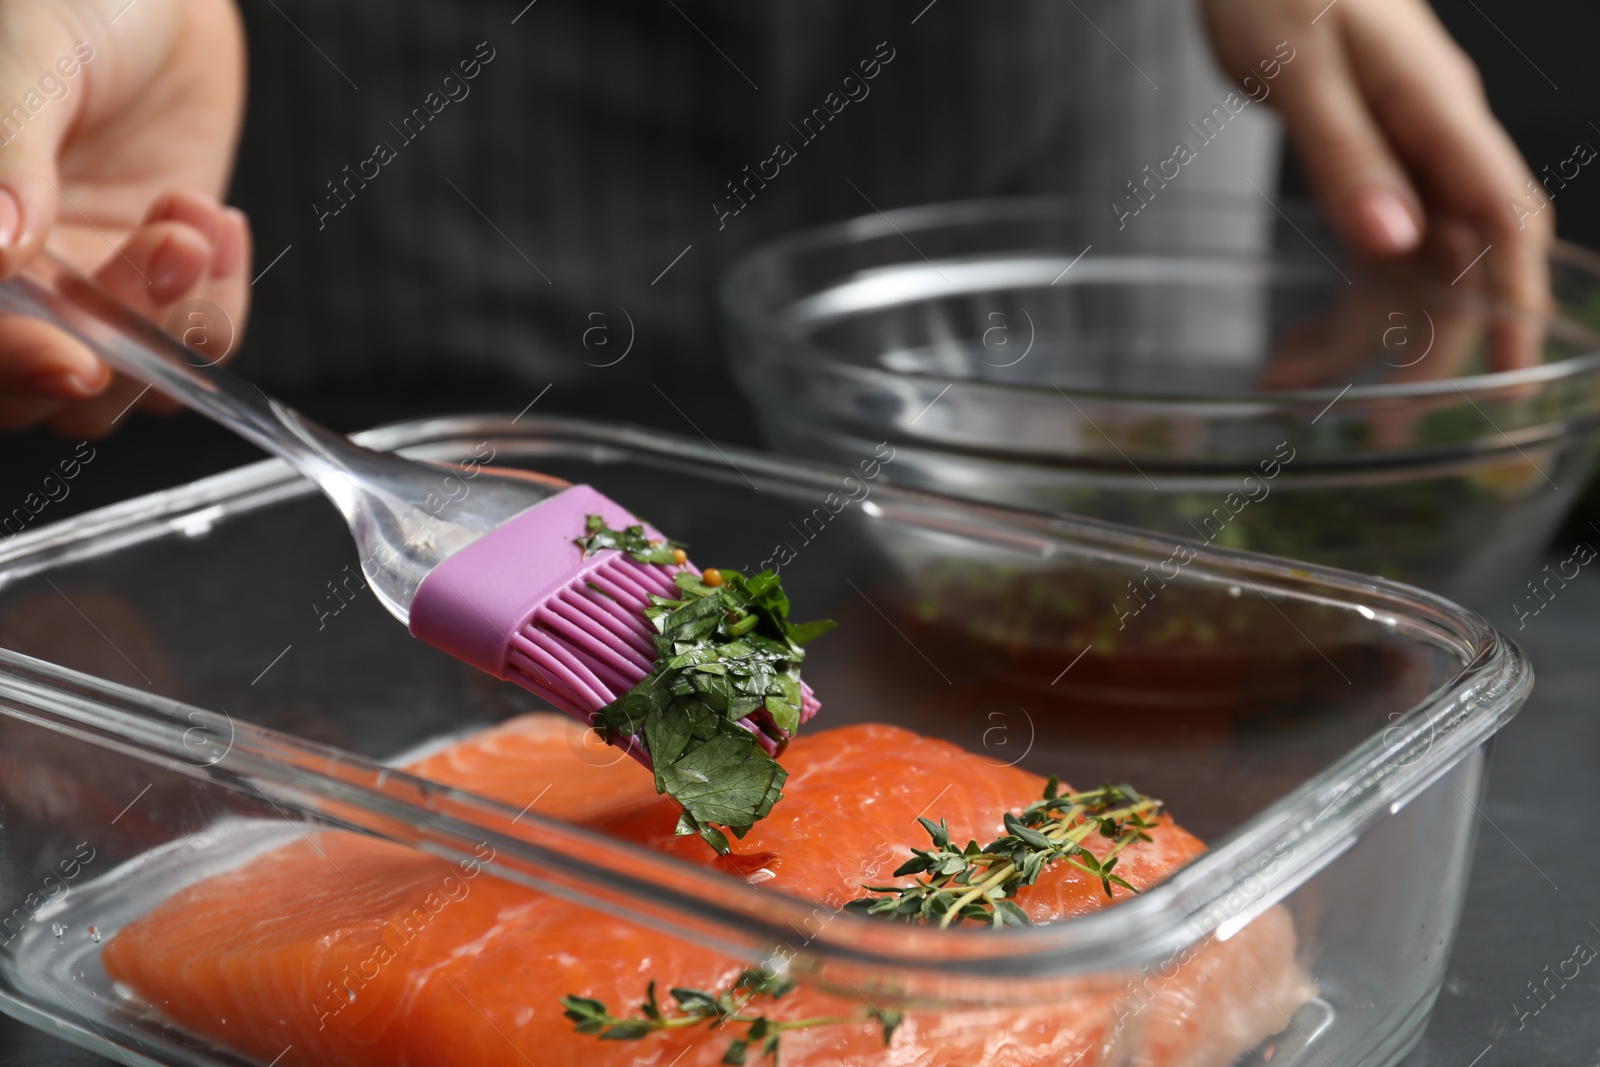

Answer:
[1114,906,1310,1067]
[394,888,1128,1067]
[100,832,533,1063]
[403,713,659,823]
[103,716,1311,1067]
[105,830,1126,1067]
[597,723,1209,921]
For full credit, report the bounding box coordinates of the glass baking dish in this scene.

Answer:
[0,416,1529,1067]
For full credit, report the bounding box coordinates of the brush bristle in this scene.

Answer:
[505,554,820,761]
[408,484,818,770]
[506,553,680,715]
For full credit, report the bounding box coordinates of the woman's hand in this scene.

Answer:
[1203,0,1551,364]
[0,0,249,437]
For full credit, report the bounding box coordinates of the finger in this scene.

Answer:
[1373,227,1499,391]
[140,205,252,415]
[1266,26,1424,258]
[69,201,255,428]
[1255,318,1334,391]
[0,16,103,280]
[0,101,74,280]
[143,189,225,245]
[1338,0,1551,362]
[1425,203,1547,376]
[0,312,112,398]
[1486,309,1546,375]
[19,194,250,435]
[0,213,214,417]
[45,374,151,440]
[207,206,252,344]
[65,221,211,428]
[95,218,215,312]
[1257,287,1409,391]
[1368,305,1482,449]
[1257,311,1370,391]
[0,320,141,438]
[33,207,213,435]
[0,30,99,401]
[1383,293,1484,388]
[211,208,247,283]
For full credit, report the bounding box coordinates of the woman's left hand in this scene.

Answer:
[1202,0,1551,366]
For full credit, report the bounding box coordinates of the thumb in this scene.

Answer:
[0,35,96,278]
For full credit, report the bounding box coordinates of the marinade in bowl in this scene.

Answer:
[720,193,1600,602]
[0,416,1529,1066]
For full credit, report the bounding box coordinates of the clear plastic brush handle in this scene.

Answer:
[0,251,564,621]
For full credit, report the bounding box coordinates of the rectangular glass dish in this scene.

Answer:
[0,416,1530,1067]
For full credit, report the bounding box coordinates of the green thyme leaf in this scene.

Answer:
[565,969,899,1062]
[994,898,1031,927]
[870,1006,905,1044]
[639,981,662,1021]
[919,817,950,849]
[1003,812,1054,851]
[737,970,796,999]
[670,987,722,1016]
[851,780,1163,928]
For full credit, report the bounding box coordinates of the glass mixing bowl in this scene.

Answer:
[721,194,1600,603]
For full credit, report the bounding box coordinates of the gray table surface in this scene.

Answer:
[2,559,1596,1066]
[1394,566,1600,1067]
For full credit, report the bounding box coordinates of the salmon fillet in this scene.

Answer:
[404,713,660,823]
[102,715,1311,1067]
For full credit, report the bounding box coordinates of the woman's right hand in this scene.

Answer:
[0,0,249,438]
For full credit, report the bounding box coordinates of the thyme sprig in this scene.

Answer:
[560,969,902,1065]
[562,780,1160,1058]
[849,779,1162,928]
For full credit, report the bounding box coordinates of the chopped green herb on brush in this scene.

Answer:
[578,517,835,853]
[574,514,687,565]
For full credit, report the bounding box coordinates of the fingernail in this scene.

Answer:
[0,186,22,248]
[1360,190,1422,253]
[25,369,95,398]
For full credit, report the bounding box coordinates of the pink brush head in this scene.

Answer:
[408,485,818,768]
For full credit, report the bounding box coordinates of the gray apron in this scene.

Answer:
[230,0,1279,399]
